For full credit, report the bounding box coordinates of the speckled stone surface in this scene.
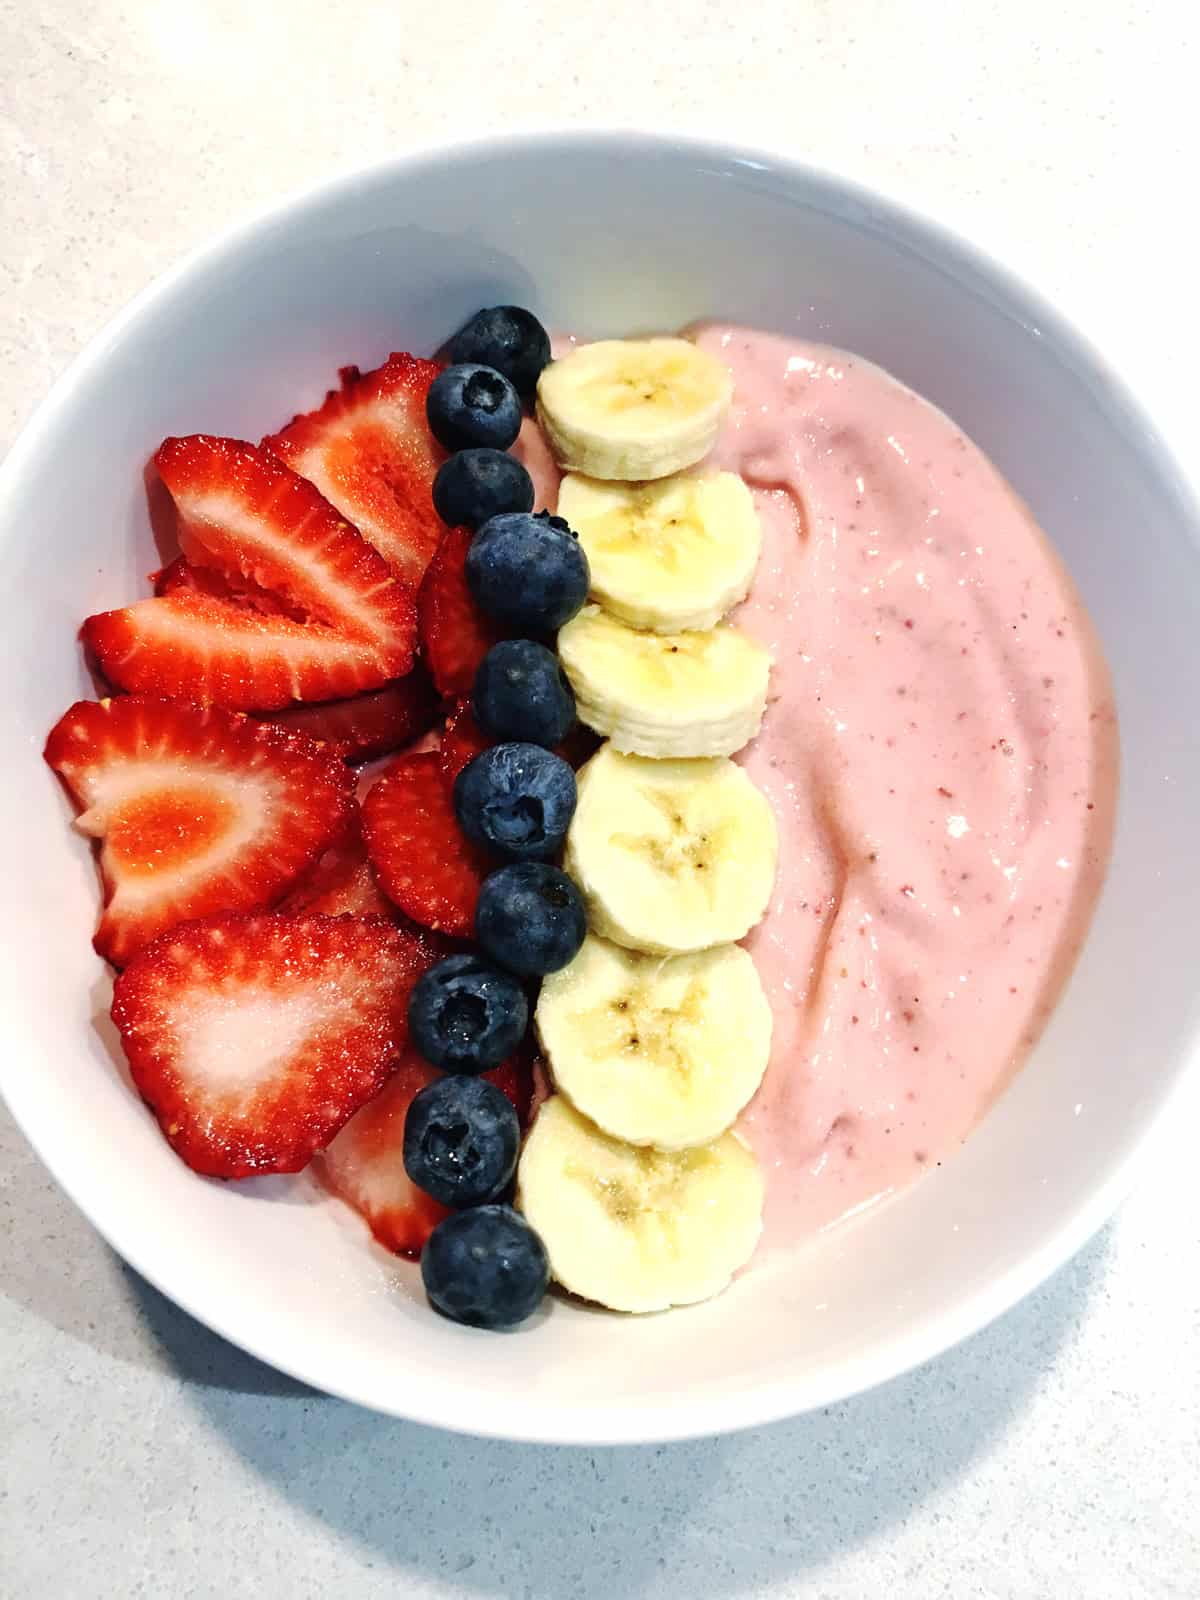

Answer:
[3,3,1200,1595]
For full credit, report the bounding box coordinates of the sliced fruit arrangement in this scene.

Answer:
[46,301,782,1335]
[111,913,433,1177]
[556,469,762,632]
[45,696,354,964]
[314,1044,533,1259]
[87,436,420,713]
[266,353,446,585]
[154,435,415,653]
[557,604,771,758]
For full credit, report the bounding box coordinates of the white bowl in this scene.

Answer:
[3,132,1198,1445]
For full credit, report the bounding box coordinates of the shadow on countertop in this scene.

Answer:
[2,1103,1108,1594]
[126,1224,1107,1598]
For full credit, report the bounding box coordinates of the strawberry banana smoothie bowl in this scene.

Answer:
[43,303,1116,1334]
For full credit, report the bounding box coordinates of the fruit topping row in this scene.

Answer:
[44,301,782,1332]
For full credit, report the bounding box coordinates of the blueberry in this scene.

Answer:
[404,1076,520,1210]
[432,449,535,531]
[476,862,587,976]
[454,743,576,862]
[466,512,590,632]
[407,953,529,1074]
[447,307,551,401]
[426,363,523,452]
[473,639,576,748]
[421,1203,549,1329]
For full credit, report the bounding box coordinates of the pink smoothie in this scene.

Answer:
[695,324,1118,1249]
[524,329,1118,1256]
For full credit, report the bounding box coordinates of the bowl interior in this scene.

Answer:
[3,134,1199,1443]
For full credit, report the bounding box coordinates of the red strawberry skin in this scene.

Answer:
[82,591,405,712]
[260,668,439,763]
[361,751,493,937]
[45,696,354,964]
[439,699,599,780]
[266,356,446,587]
[315,1048,450,1255]
[439,698,494,780]
[112,913,433,1178]
[316,1044,532,1257]
[417,526,504,697]
[155,434,416,659]
[278,808,398,921]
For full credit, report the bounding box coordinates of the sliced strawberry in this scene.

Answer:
[361,751,493,938]
[417,525,504,697]
[316,1043,532,1257]
[315,1048,449,1256]
[259,668,439,763]
[487,1050,535,1129]
[278,809,398,921]
[45,696,355,964]
[155,435,415,662]
[439,698,494,780]
[152,554,296,619]
[83,591,407,712]
[111,913,432,1177]
[266,355,446,586]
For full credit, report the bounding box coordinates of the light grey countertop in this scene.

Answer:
[3,3,1199,1595]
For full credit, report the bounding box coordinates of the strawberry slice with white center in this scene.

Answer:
[45,696,354,964]
[83,590,405,712]
[111,913,435,1177]
[155,435,415,655]
[266,355,446,586]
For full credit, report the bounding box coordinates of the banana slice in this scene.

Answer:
[536,339,733,481]
[536,935,772,1149]
[556,471,762,633]
[516,1094,764,1313]
[565,743,778,953]
[558,604,770,759]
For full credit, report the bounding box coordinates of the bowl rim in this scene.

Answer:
[3,126,1198,1445]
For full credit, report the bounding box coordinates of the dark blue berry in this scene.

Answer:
[426,363,523,452]
[454,743,576,862]
[404,1076,520,1210]
[421,1204,549,1329]
[407,953,528,1074]
[466,512,590,632]
[475,862,587,976]
[432,449,534,531]
[447,307,551,400]
[473,639,576,748]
